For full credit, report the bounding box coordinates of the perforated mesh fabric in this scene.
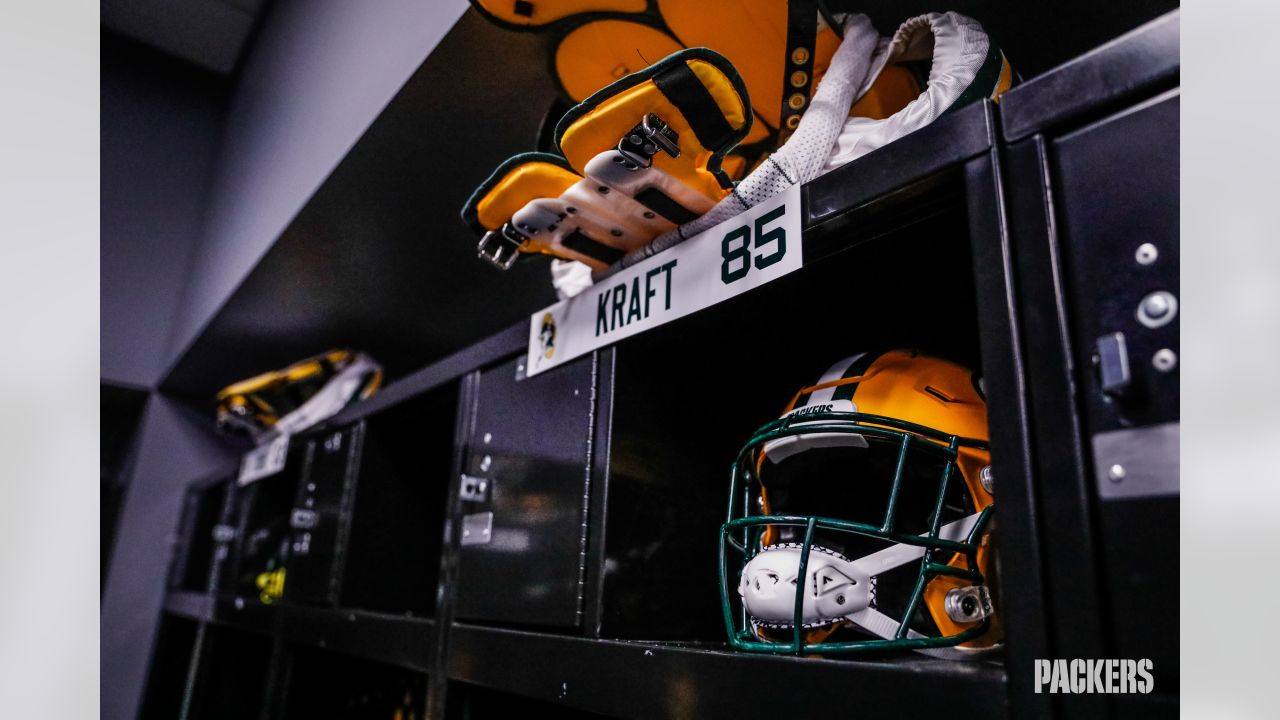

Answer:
[823,13,993,170]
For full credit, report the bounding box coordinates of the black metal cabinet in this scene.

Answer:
[213,440,314,600]
[1000,13,1180,718]
[168,475,232,593]
[1054,90,1181,703]
[452,354,598,629]
[285,424,362,606]
[1053,92,1180,438]
[285,384,458,616]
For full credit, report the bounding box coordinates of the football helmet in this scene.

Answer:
[719,349,1000,659]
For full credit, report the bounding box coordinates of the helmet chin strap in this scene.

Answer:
[739,512,995,660]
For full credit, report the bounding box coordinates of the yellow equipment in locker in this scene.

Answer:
[215,349,382,444]
[462,48,751,271]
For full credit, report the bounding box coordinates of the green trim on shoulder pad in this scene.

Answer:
[460,151,577,236]
[943,39,1004,117]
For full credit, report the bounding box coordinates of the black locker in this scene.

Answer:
[453,354,598,629]
[286,424,362,605]
[285,383,457,616]
[168,476,231,593]
[218,440,315,600]
[1051,89,1181,697]
[999,13,1180,716]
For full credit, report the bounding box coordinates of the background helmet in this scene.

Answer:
[719,349,1000,659]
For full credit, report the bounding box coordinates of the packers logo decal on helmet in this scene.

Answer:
[719,349,1001,659]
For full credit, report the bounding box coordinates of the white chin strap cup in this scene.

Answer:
[739,544,871,628]
[737,512,993,659]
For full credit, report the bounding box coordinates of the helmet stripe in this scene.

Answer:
[831,351,881,403]
[793,351,875,407]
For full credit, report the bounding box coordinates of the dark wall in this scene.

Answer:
[100,6,473,719]
[101,383,149,591]
[165,0,470,373]
[100,396,241,720]
[103,2,472,389]
[830,0,1179,79]
[100,32,227,387]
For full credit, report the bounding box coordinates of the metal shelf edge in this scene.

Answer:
[1000,9,1179,142]
[163,590,216,622]
[803,99,994,234]
[447,623,1008,719]
[163,592,434,672]
[328,320,526,426]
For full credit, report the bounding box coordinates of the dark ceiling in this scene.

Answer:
[102,0,270,75]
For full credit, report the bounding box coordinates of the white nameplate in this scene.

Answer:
[238,433,290,485]
[526,184,802,376]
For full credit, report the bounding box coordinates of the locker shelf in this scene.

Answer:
[447,622,1008,719]
[1000,9,1180,142]
[164,592,434,672]
[280,647,427,719]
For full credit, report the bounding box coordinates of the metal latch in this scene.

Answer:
[290,509,319,529]
[617,113,680,168]
[211,524,237,543]
[459,474,490,502]
[1092,422,1180,500]
[1095,331,1131,396]
[461,512,493,546]
[477,224,527,270]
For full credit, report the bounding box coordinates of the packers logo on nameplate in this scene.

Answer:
[539,312,557,362]
[525,185,803,376]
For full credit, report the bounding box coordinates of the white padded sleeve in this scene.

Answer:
[822,12,992,171]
